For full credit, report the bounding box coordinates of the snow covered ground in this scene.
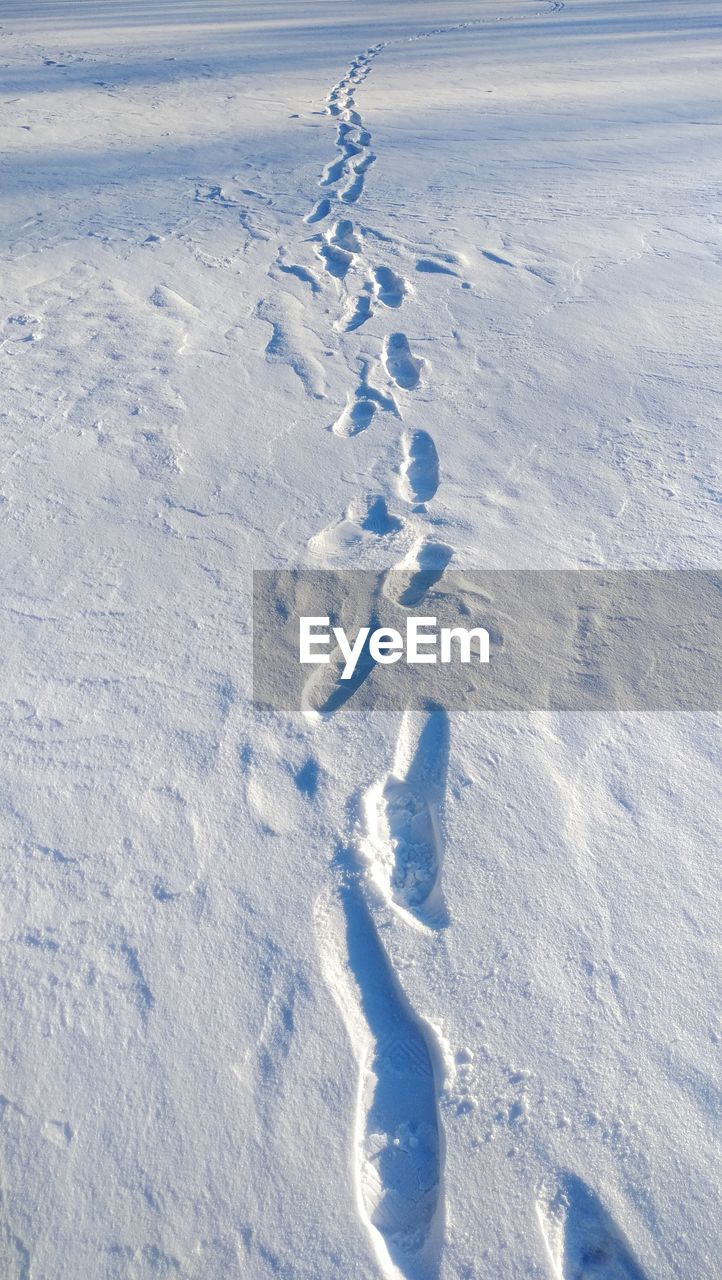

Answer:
[0,0,719,1276]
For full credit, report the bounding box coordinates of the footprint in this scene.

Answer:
[361,496,404,536]
[357,359,400,417]
[315,875,444,1278]
[320,155,347,187]
[257,298,326,399]
[318,242,354,280]
[355,152,377,176]
[343,290,373,332]
[302,621,378,719]
[307,496,405,562]
[399,430,440,505]
[340,171,365,205]
[383,332,425,391]
[537,1175,648,1280]
[337,121,372,148]
[386,541,453,608]
[332,396,376,437]
[305,197,331,225]
[329,218,362,253]
[342,140,364,162]
[374,266,408,308]
[361,706,450,929]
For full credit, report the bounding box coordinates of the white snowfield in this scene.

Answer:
[0,0,719,1276]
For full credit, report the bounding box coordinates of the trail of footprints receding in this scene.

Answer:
[300,11,641,1280]
[323,47,382,205]
[301,42,453,1280]
[302,43,442,707]
[299,37,463,1280]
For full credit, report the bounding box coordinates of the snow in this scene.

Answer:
[0,0,719,1277]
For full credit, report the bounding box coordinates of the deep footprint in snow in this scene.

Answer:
[302,622,378,718]
[384,332,425,390]
[318,242,354,280]
[343,359,400,423]
[342,139,364,162]
[307,496,405,562]
[355,151,377,175]
[332,395,376,437]
[325,138,364,180]
[257,298,326,400]
[361,495,404,536]
[340,171,365,205]
[320,155,348,187]
[374,265,407,308]
[337,121,371,149]
[329,218,363,253]
[537,1175,649,1280]
[343,289,373,332]
[316,874,443,1278]
[331,360,399,434]
[387,541,453,608]
[362,706,450,929]
[305,197,331,225]
[399,430,440,505]
[340,153,376,204]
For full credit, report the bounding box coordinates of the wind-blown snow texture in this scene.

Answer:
[0,0,719,1276]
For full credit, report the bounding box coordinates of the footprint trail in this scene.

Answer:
[297,6,566,1274]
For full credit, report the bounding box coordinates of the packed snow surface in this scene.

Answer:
[0,0,719,1277]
